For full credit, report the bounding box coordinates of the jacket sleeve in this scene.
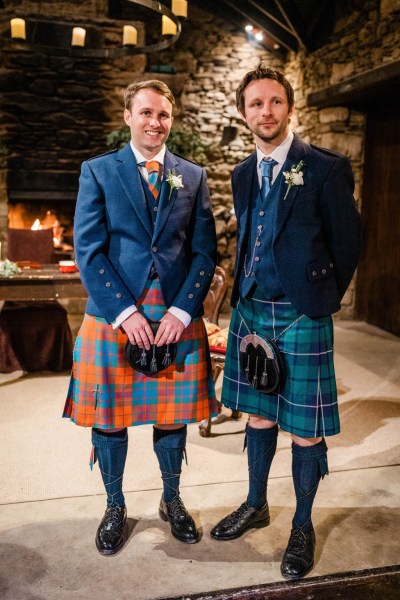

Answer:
[319,154,362,297]
[74,161,137,323]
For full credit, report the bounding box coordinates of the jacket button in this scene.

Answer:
[105,282,111,287]
[259,210,265,217]
[322,269,327,275]
[312,271,317,276]
[255,256,260,262]
[188,293,194,299]
[99,268,105,274]
[116,293,122,298]
[195,283,200,288]
[330,263,333,268]
[152,246,157,253]
[200,271,205,276]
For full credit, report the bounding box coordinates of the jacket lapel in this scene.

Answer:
[237,153,258,248]
[274,134,309,237]
[152,149,180,241]
[116,143,153,239]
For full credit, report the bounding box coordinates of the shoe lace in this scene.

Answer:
[167,496,187,519]
[289,528,308,553]
[104,506,124,530]
[226,501,251,523]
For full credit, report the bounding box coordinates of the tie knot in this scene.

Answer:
[260,157,277,179]
[144,160,160,175]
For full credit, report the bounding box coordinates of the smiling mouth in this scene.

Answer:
[145,130,162,136]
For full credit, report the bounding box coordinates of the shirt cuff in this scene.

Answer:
[168,306,191,328]
[112,305,137,329]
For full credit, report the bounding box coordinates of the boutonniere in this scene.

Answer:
[166,169,184,200]
[283,160,305,199]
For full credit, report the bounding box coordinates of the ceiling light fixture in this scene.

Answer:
[7,0,188,58]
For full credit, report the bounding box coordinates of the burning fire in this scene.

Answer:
[30,212,62,246]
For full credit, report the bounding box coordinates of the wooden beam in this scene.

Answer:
[307,60,400,109]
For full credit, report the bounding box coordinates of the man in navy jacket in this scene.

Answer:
[210,64,361,580]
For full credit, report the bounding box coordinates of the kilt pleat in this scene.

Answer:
[221,291,339,438]
[63,278,217,428]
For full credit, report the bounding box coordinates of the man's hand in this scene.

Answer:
[154,312,185,346]
[121,311,154,349]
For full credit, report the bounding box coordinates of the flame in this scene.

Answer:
[31,218,42,230]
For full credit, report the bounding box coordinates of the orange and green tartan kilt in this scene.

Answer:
[63,278,218,428]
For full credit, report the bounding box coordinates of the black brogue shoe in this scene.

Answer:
[159,495,200,544]
[210,501,270,541]
[280,527,316,580]
[95,505,127,556]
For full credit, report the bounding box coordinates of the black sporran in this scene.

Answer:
[239,334,286,394]
[125,320,177,376]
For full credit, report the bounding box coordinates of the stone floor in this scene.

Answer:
[0,319,399,600]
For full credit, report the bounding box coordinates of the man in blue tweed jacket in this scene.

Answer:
[210,64,362,580]
[64,80,217,555]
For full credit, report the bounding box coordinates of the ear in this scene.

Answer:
[123,109,131,127]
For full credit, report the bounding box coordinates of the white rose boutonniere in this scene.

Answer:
[166,169,184,200]
[283,160,305,200]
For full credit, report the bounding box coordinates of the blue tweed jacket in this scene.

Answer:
[74,143,217,323]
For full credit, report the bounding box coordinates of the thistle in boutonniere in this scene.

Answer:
[166,169,184,200]
[283,160,305,199]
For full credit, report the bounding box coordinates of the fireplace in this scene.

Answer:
[5,170,78,262]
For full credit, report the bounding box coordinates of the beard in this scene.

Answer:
[252,120,289,145]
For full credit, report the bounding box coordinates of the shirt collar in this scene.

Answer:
[256,130,294,168]
[130,141,166,165]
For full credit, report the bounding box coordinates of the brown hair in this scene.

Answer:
[236,63,294,115]
[124,79,175,111]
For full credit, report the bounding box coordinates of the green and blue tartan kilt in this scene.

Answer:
[221,290,339,438]
[63,277,218,428]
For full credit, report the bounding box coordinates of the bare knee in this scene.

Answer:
[155,423,185,431]
[248,414,277,429]
[291,434,322,447]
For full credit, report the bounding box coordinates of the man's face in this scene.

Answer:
[240,78,293,150]
[124,89,173,158]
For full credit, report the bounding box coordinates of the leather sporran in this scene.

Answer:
[125,320,177,376]
[239,333,286,394]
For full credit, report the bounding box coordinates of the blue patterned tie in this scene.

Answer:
[260,157,277,201]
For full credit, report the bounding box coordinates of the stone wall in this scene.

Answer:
[284,0,400,318]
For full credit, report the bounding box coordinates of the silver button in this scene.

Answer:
[322,269,327,275]
[258,224,263,231]
[195,283,200,288]
[150,266,155,272]
[330,263,333,268]
[105,282,111,287]
[256,241,261,246]
[152,246,157,252]
[116,293,122,298]
[200,271,205,276]
[255,256,260,262]
[259,211,265,216]
[188,293,194,299]
[312,271,317,276]
[154,206,158,212]
[99,268,105,274]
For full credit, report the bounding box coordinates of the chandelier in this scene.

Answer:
[8,1,188,58]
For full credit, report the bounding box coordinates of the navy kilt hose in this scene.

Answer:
[221,288,339,438]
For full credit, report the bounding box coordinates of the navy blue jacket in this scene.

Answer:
[231,134,362,317]
[74,143,217,323]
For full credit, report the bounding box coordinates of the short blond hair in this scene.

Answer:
[124,79,175,111]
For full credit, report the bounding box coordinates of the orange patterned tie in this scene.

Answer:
[139,160,162,200]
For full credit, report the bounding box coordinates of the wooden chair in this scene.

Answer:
[199,265,242,437]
